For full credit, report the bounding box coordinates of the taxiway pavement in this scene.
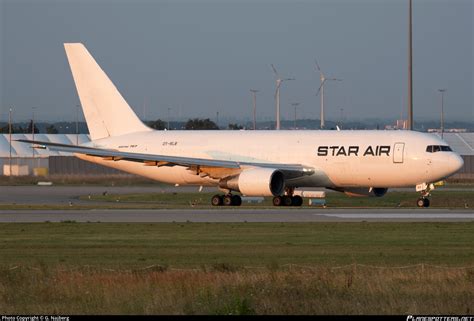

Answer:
[1,185,472,222]
[0,208,472,223]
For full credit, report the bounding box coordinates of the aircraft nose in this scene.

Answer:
[449,153,464,174]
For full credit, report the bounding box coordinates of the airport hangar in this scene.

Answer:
[0,132,473,179]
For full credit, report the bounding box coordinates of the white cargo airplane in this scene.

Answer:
[19,43,464,207]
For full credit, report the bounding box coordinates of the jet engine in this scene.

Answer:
[334,187,388,197]
[219,168,285,196]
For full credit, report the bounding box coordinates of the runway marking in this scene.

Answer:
[319,213,474,219]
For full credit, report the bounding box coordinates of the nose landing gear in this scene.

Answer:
[416,197,430,208]
[416,183,433,208]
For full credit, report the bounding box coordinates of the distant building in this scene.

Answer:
[427,128,467,133]
[0,134,125,176]
[396,120,408,130]
[385,120,408,131]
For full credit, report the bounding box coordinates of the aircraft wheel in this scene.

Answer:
[232,195,242,206]
[292,195,303,206]
[417,198,425,208]
[273,196,283,206]
[211,194,223,206]
[282,196,293,207]
[423,198,430,208]
[223,195,233,206]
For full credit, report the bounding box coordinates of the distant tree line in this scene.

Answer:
[0,118,240,134]
[3,118,470,133]
[184,118,218,130]
[146,118,221,130]
[0,120,41,134]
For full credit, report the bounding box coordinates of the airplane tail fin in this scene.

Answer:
[64,43,151,140]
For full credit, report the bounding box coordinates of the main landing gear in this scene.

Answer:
[211,194,242,206]
[272,188,303,207]
[211,187,304,207]
[272,195,303,207]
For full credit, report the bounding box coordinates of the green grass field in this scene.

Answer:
[0,222,473,314]
[82,190,473,208]
[1,222,473,268]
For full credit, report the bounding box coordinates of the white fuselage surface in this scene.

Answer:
[78,129,463,189]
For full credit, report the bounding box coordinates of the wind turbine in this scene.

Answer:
[271,64,294,130]
[314,59,342,129]
[438,89,446,139]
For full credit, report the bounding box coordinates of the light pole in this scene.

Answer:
[8,108,12,176]
[438,89,446,138]
[167,107,171,130]
[291,102,300,129]
[407,0,414,130]
[31,107,37,159]
[76,105,80,145]
[250,89,259,130]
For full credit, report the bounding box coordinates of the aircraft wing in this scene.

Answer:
[17,139,314,178]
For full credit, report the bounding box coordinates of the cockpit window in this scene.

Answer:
[426,145,452,153]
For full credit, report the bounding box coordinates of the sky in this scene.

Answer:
[0,0,472,124]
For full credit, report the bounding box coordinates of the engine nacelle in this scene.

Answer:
[339,187,388,197]
[219,168,285,196]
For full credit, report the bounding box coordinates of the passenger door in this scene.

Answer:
[393,143,405,163]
